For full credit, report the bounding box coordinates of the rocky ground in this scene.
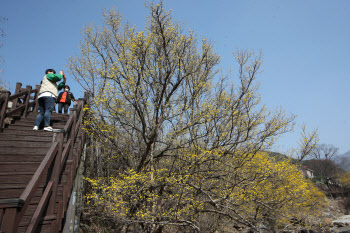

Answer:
[332,215,350,232]
[325,198,350,232]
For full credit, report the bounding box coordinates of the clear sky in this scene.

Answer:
[1,0,350,154]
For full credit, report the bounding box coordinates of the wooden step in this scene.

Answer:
[0,130,54,137]
[0,181,46,199]
[3,127,65,134]
[5,122,67,128]
[0,141,52,147]
[0,184,45,199]
[24,114,70,121]
[0,185,27,198]
[0,135,54,142]
[0,161,42,172]
[0,147,50,155]
[0,154,47,162]
[5,121,67,127]
[8,113,69,120]
[3,125,67,133]
[0,172,37,184]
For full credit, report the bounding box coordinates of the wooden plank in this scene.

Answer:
[0,141,51,147]
[0,134,53,141]
[0,171,35,176]
[0,174,34,184]
[24,115,70,121]
[0,147,49,154]
[4,125,66,131]
[0,162,41,172]
[0,188,25,199]
[0,155,46,163]
[6,122,67,128]
[0,185,45,199]
[0,130,54,136]
[0,185,27,190]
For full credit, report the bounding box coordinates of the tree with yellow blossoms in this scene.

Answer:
[68,1,325,232]
[339,171,350,189]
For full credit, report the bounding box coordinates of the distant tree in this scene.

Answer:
[69,2,323,232]
[311,143,339,160]
[304,143,342,181]
[303,159,341,181]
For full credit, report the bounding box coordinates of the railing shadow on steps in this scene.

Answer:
[0,83,91,233]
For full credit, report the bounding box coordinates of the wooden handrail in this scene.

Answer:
[0,83,40,131]
[7,90,30,101]
[5,105,26,117]
[63,114,75,133]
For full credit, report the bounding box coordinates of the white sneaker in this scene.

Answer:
[43,126,53,131]
[33,126,39,130]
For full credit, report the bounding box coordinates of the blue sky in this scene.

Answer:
[1,0,350,154]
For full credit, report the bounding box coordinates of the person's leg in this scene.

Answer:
[34,97,45,127]
[64,104,69,114]
[58,103,63,113]
[43,97,55,127]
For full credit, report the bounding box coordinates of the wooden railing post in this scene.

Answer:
[34,84,41,112]
[0,90,10,131]
[23,85,32,117]
[1,208,19,233]
[0,199,24,233]
[11,83,22,111]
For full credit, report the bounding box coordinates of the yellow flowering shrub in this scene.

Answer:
[85,149,326,231]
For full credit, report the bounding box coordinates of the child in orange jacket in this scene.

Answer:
[56,85,76,114]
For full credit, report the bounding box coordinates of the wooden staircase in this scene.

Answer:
[0,83,90,233]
